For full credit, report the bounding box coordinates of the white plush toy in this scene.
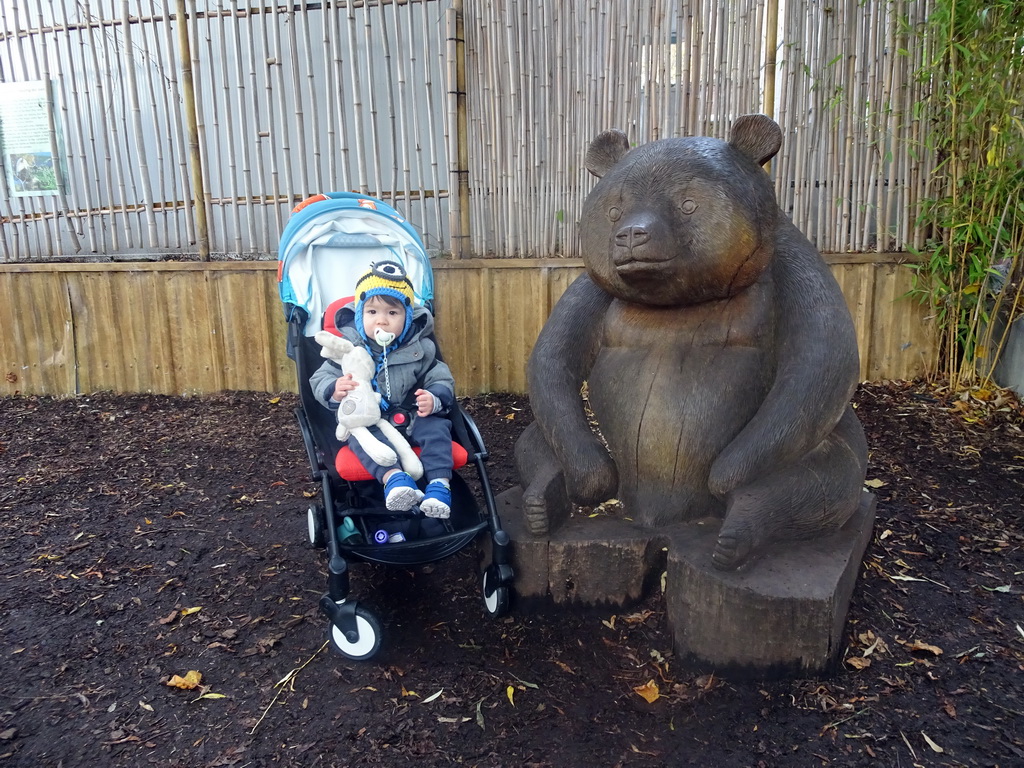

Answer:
[314,331,424,480]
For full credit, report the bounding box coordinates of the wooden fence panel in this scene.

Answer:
[831,262,876,380]
[67,270,172,393]
[0,269,75,394]
[0,259,934,398]
[865,263,935,381]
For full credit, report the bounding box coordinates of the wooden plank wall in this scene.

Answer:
[0,257,933,397]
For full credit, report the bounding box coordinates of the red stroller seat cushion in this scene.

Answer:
[323,296,354,336]
[335,442,469,482]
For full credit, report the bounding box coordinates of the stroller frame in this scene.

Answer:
[279,193,513,660]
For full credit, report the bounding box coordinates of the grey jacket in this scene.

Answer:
[310,301,455,413]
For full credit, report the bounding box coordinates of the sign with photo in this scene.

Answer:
[0,80,64,197]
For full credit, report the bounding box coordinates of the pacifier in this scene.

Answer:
[374,328,396,346]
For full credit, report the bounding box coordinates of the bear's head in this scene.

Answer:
[579,114,783,306]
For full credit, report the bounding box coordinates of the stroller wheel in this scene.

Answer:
[482,566,510,618]
[328,604,382,660]
[306,504,326,548]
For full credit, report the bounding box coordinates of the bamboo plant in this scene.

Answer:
[908,0,1024,391]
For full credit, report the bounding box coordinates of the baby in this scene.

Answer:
[310,261,455,518]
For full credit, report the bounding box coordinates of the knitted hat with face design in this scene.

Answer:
[354,260,415,346]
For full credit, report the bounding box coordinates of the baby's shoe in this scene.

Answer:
[385,472,424,512]
[420,479,452,519]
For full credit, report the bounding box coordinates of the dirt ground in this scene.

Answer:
[0,380,1022,768]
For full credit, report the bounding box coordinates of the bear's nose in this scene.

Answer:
[615,225,650,249]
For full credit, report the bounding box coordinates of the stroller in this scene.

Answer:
[278,192,513,660]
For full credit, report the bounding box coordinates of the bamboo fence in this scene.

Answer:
[1,0,938,262]
[461,0,938,256]
[0,0,450,261]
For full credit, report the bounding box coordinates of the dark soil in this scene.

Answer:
[0,381,1022,768]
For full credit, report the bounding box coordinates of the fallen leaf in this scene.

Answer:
[268,397,281,404]
[180,607,202,617]
[904,639,943,656]
[438,716,470,723]
[922,732,944,753]
[422,689,443,704]
[138,701,154,712]
[864,478,886,488]
[622,610,654,625]
[167,670,203,689]
[506,685,515,706]
[634,679,660,703]
[401,687,419,698]
[195,692,227,700]
[846,656,871,670]
[981,584,1011,593]
[158,611,178,625]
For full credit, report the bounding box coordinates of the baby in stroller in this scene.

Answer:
[310,260,455,519]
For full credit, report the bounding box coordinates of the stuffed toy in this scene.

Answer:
[314,330,424,480]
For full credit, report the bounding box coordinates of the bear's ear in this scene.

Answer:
[585,130,630,178]
[729,114,782,166]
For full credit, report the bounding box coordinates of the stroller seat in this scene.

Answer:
[335,442,469,483]
[320,295,470,483]
[278,192,513,662]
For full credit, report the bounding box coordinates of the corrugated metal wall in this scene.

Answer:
[0,256,935,397]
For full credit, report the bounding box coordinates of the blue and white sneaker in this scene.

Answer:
[384,471,424,512]
[420,480,452,519]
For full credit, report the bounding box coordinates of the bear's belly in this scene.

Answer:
[588,298,773,525]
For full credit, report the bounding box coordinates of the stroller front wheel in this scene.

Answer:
[482,566,511,618]
[306,503,326,548]
[328,604,382,660]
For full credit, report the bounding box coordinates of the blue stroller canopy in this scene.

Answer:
[278,192,434,336]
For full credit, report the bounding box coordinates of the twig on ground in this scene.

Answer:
[249,641,328,735]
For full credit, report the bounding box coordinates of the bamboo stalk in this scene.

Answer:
[175,0,209,260]
[346,0,368,193]
[30,0,80,256]
[259,2,283,240]
[420,0,445,246]
[360,4,382,197]
[81,0,122,251]
[389,0,412,224]
[122,0,157,247]
[196,4,227,251]
[271,3,297,212]
[228,1,258,253]
[375,0,396,203]
[143,0,172,246]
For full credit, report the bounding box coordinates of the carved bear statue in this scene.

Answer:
[515,114,869,570]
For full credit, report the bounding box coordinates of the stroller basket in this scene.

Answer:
[341,521,488,566]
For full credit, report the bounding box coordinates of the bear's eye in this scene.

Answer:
[608,206,621,222]
[680,199,698,215]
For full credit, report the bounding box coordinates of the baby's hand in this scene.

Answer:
[414,388,437,417]
[332,374,358,401]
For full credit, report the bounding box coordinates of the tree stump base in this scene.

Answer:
[494,488,876,679]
